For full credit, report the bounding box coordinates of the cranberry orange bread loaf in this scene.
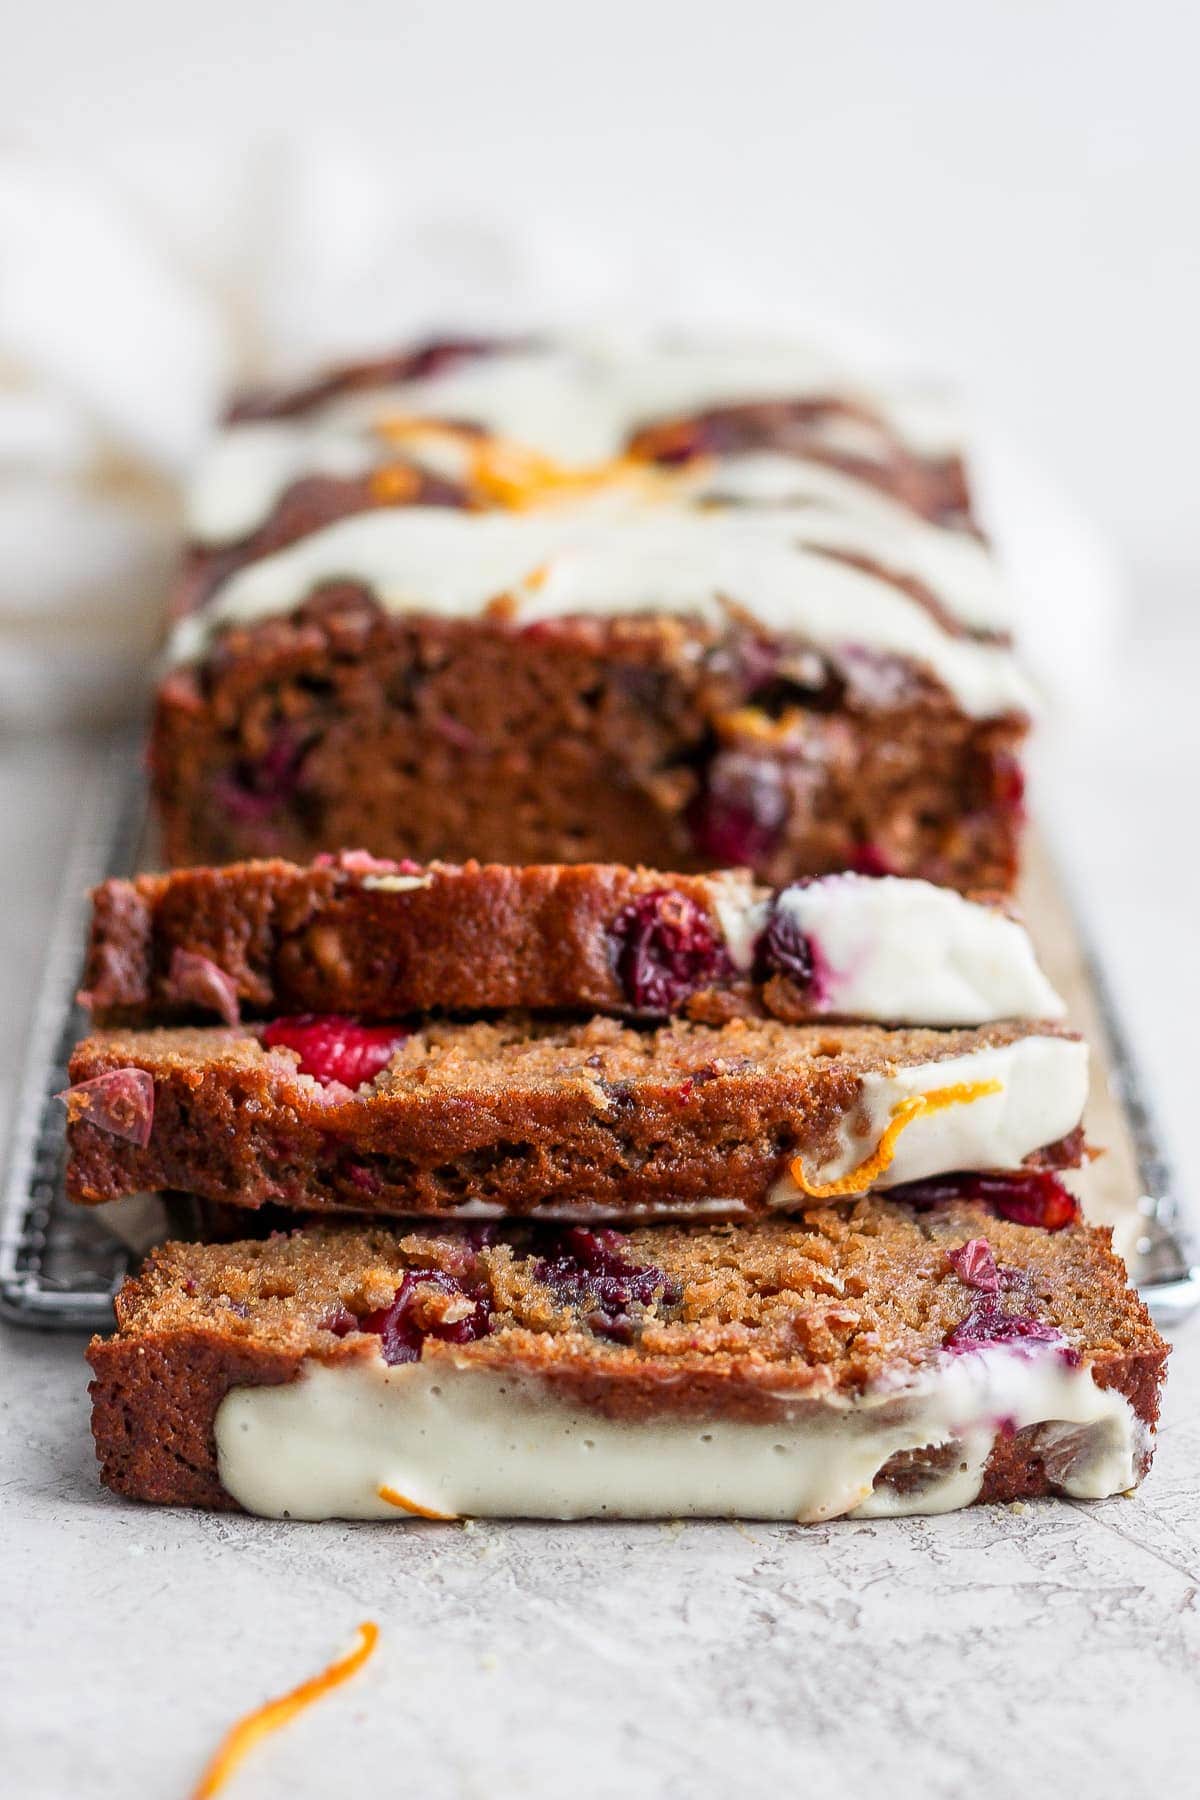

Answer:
[86,1202,1168,1517]
[80,856,1063,1029]
[154,337,1031,890]
[62,1016,1087,1219]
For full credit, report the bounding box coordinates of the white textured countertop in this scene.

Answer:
[2,576,1198,1799]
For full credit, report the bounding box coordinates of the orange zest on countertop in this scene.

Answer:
[377,1482,460,1521]
[189,1621,378,1800]
[789,1080,1004,1199]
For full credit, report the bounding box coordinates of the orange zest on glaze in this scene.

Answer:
[190,1621,378,1800]
[464,438,646,510]
[522,561,553,592]
[369,462,422,504]
[789,1080,1004,1199]
[377,1483,460,1522]
[372,414,680,512]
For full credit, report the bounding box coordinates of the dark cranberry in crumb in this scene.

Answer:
[320,1305,359,1338]
[944,1298,1073,1358]
[756,892,815,988]
[262,1014,411,1088]
[686,752,787,867]
[609,889,731,1012]
[890,1171,1080,1232]
[341,1160,383,1196]
[167,949,241,1026]
[534,1225,681,1341]
[360,1268,493,1364]
[216,726,311,825]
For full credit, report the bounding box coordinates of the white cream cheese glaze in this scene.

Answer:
[706,875,772,973]
[319,339,963,463]
[166,506,1034,718]
[187,420,379,544]
[449,1196,753,1221]
[214,1346,1142,1522]
[187,429,1010,638]
[775,874,1064,1025]
[771,1035,1089,1204]
[188,335,965,549]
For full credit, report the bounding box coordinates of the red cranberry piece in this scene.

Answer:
[167,949,241,1026]
[313,850,414,875]
[888,1171,1080,1232]
[262,1014,410,1088]
[687,753,787,868]
[756,893,815,987]
[534,1225,681,1340]
[946,1237,1000,1294]
[360,1267,492,1364]
[849,842,893,877]
[971,1172,1080,1231]
[57,1068,155,1148]
[609,890,731,1013]
[992,752,1027,815]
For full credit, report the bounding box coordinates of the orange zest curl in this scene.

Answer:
[789,1080,1004,1199]
[190,1621,379,1800]
[377,1483,460,1522]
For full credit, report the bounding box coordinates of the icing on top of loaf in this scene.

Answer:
[174,336,1034,718]
[167,502,1035,719]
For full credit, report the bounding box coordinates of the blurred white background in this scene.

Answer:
[0,0,1197,1191]
[4,1,1198,547]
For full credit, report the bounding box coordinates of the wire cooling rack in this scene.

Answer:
[2,738,1197,1331]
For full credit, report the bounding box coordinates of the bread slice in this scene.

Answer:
[87,1201,1167,1517]
[63,1015,1087,1220]
[80,857,1062,1031]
